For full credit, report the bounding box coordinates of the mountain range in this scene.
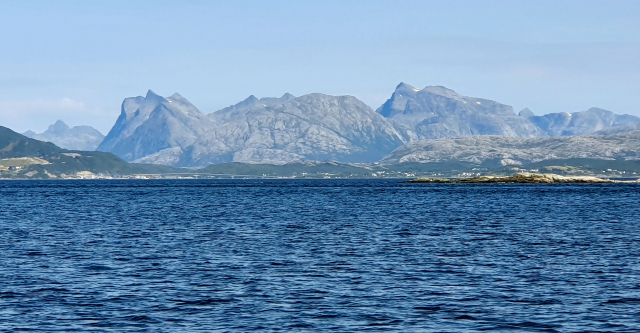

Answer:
[6,122,640,179]
[519,107,640,136]
[381,131,640,166]
[97,90,404,167]
[23,120,104,151]
[377,83,544,140]
[18,83,640,168]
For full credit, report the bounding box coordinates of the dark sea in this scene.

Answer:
[1,179,639,332]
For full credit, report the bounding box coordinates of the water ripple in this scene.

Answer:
[1,179,639,331]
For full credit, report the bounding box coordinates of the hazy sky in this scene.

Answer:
[1,0,639,133]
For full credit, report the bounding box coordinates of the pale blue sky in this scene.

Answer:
[1,0,639,133]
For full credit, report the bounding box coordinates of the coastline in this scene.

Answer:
[405,172,639,184]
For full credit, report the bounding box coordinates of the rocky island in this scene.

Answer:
[406,173,616,184]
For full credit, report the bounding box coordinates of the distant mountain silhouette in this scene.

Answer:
[23,120,104,151]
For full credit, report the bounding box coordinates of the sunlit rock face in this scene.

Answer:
[98,91,405,167]
[98,90,212,163]
[377,83,544,141]
[378,83,640,141]
[98,85,640,167]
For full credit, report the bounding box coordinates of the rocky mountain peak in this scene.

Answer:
[99,90,211,161]
[584,107,613,116]
[213,93,300,119]
[94,85,640,167]
[377,83,539,140]
[168,92,185,100]
[100,90,405,166]
[244,95,259,104]
[47,120,70,134]
[395,82,419,92]
[145,89,167,103]
[422,86,461,99]
[519,108,535,118]
[22,130,37,137]
[376,83,418,118]
[23,120,104,151]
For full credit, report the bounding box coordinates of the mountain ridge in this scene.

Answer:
[4,124,640,179]
[381,130,640,166]
[1,125,176,178]
[99,91,405,167]
[376,83,545,141]
[521,107,640,136]
[23,120,104,151]
[89,84,640,167]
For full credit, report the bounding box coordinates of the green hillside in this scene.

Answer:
[0,126,62,158]
[1,126,178,178]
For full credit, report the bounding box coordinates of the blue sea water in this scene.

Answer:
[1,179,639,332]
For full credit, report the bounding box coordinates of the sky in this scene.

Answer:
[1,0,640,134]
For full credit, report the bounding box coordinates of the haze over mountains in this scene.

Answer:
[377,83,544,140]
[520,107,640,136]
[1,126,171,178]
[23,120,104,151]
[17,83,640,168]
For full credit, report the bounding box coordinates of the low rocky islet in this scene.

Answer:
[405,172,625,184]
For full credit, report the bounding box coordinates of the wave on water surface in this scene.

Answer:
[1,179,639,331]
